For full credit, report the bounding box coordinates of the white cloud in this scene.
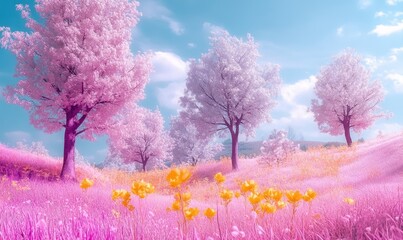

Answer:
[150,51,188,82]
[375,11,386,18]
[150,51,188,110]
[363,55,386,71]
[370,20,403,36]
[187,43,195,48]
[253,76,331,141]
[4,131,31,143]
[203,22,225,33]
[140,0,184,35]
[386,0,403,5]
[336,27,344,36]
[358,0,372,8]
[386,73,403,92]
[281,76,317,106]
[156,81,185,110]
[391,47,403,55]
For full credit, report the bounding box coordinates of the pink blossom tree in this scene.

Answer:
[107,105,172,172]
[0,0,151,180]
[260,129,299,165]
[170,114,223,166]
[180,30,281,170]
[311,49,385,147]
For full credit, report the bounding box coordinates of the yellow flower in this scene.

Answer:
[214,172,226,184]
[174,192,191,204]
[344,197,355,205]
[248,192,263,205]
[170,200,181,211]
[131,180,155,198]
[285,190,303,204]
[166,168,191,188]
[235,191,241,198]
[260,202,277,214]
[220,189,234,204]
[240,180,258,193]
[80,178,94,190]
[302,188,317,202]
[262,188,283,202]
[112,189,125,201]
[204,208,216,220]
[127,204,135,211]
[184,207,199,220]
[277,201,287,209]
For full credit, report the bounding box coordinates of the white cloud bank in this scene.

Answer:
[140,0,184,35]
[370,21,403,36]
[150,51,188,82]
[386,0,403,5]
[150,51,188,110]
[386,73,403,92]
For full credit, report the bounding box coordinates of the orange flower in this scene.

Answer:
[166,168,191,188]
[169,200,181,211]
[175,191,191,201]
[184,207,199,220]
[220,189,234,204]
[302,188,317,202]
[248,192,263,205]
[262,188,283,201]
[80,178,94,190]
[277,200,287,209]
[285,190,303,204]
[131,180,155,198]
[214,172,226,184]
[260,202,277,214]
[204,208,216,220]
[240,180,258,193]
[344,197,355,205]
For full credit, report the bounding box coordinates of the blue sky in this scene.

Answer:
[1,0,403,163]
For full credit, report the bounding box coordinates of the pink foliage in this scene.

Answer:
[0,0,150,137]
[311,49,385,146]
[170,114,223,166]
[260,130,299,165]
[180,30,281,169]
[107,105,172,171]
[0,0,151,179]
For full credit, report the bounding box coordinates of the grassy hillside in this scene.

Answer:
[0,134,402,239]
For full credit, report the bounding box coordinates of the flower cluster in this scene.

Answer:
[112,189,134,211]
[131,179,155,198]
[111,180,155,211]
[166,168,199,222]
[80,178,94,190]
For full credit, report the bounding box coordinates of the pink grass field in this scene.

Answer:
[0,135,402,240]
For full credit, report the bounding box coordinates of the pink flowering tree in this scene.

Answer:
[170,114,223,166]
[181,30,281,170]
[107,105,172,172]
[0,0,151,180]
[311,49,385,147]
[260,129,299,165]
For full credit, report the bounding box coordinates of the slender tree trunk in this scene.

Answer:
[230,125,239,170]
[141,155,148,172]
[61,112,77,180]
[343,123,352,147]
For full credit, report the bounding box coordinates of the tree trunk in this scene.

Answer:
[60,112,77,181]
[141,155,148,172]
[230,125,239,170]
[343,123,352,147]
